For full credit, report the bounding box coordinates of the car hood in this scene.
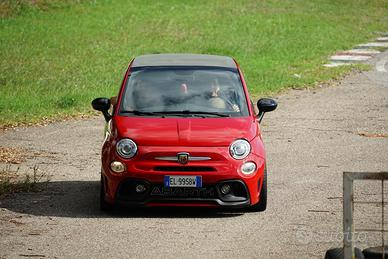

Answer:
[114,116,258,147]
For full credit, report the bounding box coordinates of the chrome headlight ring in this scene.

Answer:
[229,139,251,160]
[116,138,138,159]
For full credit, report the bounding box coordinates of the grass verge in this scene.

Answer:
[0,165,49,196]
[1,0,387,126]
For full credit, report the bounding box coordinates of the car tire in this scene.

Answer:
[363,246,388,258]
[100,175,114,211]
[248,166,267,212]
[324,247,364,259]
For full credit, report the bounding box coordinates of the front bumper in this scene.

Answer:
[113,178,251,208]
[101,144,266,208]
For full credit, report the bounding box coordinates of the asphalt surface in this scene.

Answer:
[0,52,387,258]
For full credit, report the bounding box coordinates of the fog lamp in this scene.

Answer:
[135,184,146,193]
[220,184,231,195]
[110,161,125,173]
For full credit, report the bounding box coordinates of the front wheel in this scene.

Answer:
[248,166,267,212]
[100,175,114,211]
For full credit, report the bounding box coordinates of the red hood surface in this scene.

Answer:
[113,116,258,147]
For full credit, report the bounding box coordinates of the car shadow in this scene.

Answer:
[0,181,244,219]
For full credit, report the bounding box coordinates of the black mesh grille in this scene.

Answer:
[116,179,249,204]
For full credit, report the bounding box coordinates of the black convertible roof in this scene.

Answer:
[131,54,237,68]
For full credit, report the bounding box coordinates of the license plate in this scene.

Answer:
[164,176,202,187]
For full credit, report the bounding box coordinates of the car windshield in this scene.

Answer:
[119,67,249,117]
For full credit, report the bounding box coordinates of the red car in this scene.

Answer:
[92,54,277,211]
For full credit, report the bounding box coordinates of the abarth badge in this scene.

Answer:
[177,152,189,164]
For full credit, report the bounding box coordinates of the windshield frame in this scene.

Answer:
[117,66,251,118]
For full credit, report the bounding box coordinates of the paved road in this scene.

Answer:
[0,52,387,258]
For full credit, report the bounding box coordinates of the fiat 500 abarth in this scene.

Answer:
[92,54,277,211]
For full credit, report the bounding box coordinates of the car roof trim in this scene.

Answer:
[131,54,237,68]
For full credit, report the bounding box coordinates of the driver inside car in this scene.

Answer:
[208,78,240,112]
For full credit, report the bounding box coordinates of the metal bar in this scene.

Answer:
[154,156,211,161]
[342,172,388,259]
[343,172,388,180]
[354,201,387,205]
[382,179,385,259]
[355,228,388,233]
[343,172,354,259]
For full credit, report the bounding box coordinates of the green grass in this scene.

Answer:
[1,0,387,126]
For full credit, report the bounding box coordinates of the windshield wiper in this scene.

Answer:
[152,110,230,117]
[120,110,164,116]
[121,110,230,117]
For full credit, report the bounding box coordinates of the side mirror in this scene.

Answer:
[257,98,277,123]
[92,97,111,122]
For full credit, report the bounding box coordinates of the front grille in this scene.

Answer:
[154,166,216,172]
[150,185,217,199]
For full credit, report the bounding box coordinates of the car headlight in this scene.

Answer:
[110,161,126,173]
[241,162,257,175]
[229,139,251,160]
[116,139,137,159]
